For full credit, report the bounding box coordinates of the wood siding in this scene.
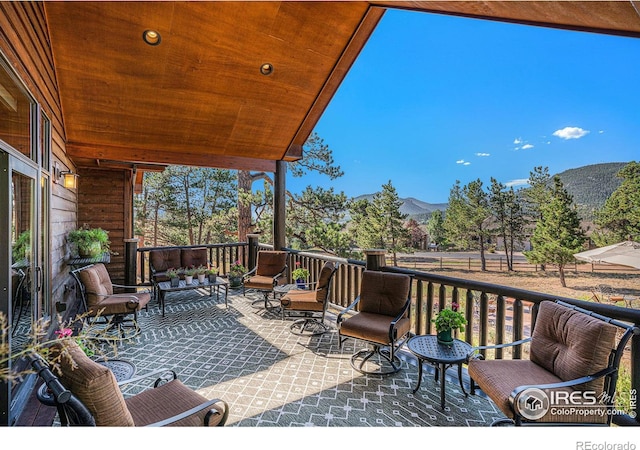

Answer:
[0,2,77,313]
[77,168,132,284]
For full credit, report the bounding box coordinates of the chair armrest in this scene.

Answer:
[87,291,144,303]
[389,299,411,339]
[242,267,257,280]
[117,368,177,388]
[468,337,532,360]
[336,296,360,324]
[145,398,229,427]
[112,283,150,292]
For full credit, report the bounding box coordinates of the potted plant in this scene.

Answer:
[205,267,218,283]
[228,260,246,288]
[291,262,310,289]
[183,267,196,285]
[67,225,110,258]
[195,265,207,283]
[432,302,467,345]
[166,268,180,287]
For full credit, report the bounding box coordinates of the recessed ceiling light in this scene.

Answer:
[143,30,161,46]
[260,63,274,76]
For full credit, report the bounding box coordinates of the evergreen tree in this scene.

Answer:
[426,210,446,248]
[488,178,525,270]
[523,166,552,270]
[444,179,491,270]
[593,161,640,245]
[524,176,586,287]
[349,181,410,266]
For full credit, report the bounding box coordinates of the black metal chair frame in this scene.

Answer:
[337,291,411,376]
[281,262,339,336]
[31,355,229,426]
[468,300,640,426]
[71,264,149,341]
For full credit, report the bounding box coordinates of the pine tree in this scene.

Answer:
[489,178,525,270]
[524,176,586,287]
[593,161,640,245]
[426,210,446,248]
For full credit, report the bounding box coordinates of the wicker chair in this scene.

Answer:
[336,270,412,375]
[32,341,229,426]
[280,261,338,335]
[468,300,639,426]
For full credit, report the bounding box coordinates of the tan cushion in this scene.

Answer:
[244,275,277,291]
[339,311,411,345]
[89,292,151,316]
[149,248,181,273]
[181,247,208,269]
[281,289,324,312]
[531,301,617,394]
[53,341,135,426]
[314,261,336,302]
[125,379,225,426]
[468,358,608,423]
[255,251,287,276]
[358,271,410,316]
[78,263,113,307]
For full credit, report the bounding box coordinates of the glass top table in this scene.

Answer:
[156,276,228,316]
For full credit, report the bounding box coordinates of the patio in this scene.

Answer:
[48,286,501,427]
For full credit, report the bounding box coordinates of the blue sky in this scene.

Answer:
[289,8,640,204]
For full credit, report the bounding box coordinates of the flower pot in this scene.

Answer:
[184,275,194,284]
[197,274,206,283]
[79,241,102,258]
[208,274,217,283]
[296,278,306,289]
[437,329,453,345]
[170,277,179,288]
[229,275,243,288]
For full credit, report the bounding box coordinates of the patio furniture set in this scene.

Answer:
[34,250,638,427]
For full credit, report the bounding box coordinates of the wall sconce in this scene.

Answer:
[53,161,79,189]
[62,171,79,189]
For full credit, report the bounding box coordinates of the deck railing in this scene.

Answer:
[129,242,639,425]
[282,247,640,426]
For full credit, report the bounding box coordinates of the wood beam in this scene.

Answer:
[67,142,277,172]
[284,5,386,160]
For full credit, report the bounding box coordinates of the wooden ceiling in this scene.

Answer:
[43,1,640,172]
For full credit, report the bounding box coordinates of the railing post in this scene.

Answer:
[247,234,260,272]
[364,249,386,271]
[124,238,138,292]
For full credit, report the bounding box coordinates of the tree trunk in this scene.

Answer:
[238,170,253,242]
[559,264,567,287]
[479,235,487,271]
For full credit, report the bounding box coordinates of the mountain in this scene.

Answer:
[554,162,628,221]
[351,194,447,222]
[348,162,630,223]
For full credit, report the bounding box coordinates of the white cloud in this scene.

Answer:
[463,161,471,166]
[505,179,530,188]
[456,159,465,164]
[553,126,590,140]
[599,130,605,134]
[521,144,534,150]
[513,138,523,144]
[475,152,490,157]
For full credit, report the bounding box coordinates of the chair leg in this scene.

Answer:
[350,344,402,376]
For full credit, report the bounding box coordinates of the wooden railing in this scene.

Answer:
[282,247,640,426]
[129,242,639,425]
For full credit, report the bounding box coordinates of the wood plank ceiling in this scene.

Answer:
[43,1,640,172]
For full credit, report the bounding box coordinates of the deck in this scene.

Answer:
[21,286,502,427]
